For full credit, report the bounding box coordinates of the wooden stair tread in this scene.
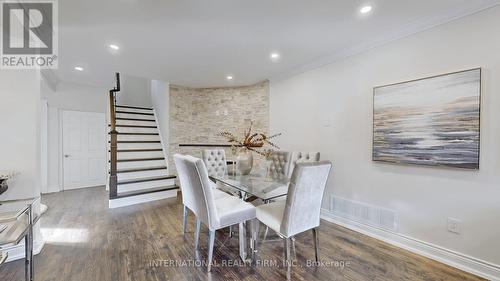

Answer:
[118,125,156,128]
[116,111,154,116]
[117,175,176,185]
[116,105,153,110]
[116,149,163,152]
[116,132,159,135]
[109,124,157,128]
[112,140,161,143]
[116,117,156,122]
[113,185,179,199]
[115,157,164,162]
[116,166,167,173]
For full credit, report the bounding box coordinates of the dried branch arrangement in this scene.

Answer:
[220,121,281,157]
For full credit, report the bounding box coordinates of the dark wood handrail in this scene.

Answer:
[108,73,120,199]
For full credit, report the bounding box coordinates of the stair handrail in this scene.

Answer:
[109,72,120,199]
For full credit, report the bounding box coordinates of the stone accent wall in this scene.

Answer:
[169,81,270,174]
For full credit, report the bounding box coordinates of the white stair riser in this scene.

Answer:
[117,143,162,150]
[116,107,153,114]
[117,160,166,169]
[116,113,155,120]
[118,151,164,159]
[116,119,156,126]
[116,127,158,134]
[117,179,176,193]
[117,134,160,141]
[117,169,168,181]
[109,189,177,209]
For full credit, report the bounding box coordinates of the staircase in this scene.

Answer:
[108,73,178,208]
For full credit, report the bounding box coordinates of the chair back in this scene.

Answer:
[202,149,228,178]
[174,154,197,211]
[280,161,332,237]
[288,152,320,177]
[174,154,220,229]
[267,151,292,176]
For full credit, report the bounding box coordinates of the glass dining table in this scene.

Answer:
[209,168,290,262]
[209,169,290,202]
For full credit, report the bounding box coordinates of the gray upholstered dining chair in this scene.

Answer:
[288,152,320,177]
[253,161,332,278]
[176,154,257,272]
[267,151,292,176]
[202,149,228,178]
[174,154,230,235]
[201,149,239,235]
[202,149,236,193]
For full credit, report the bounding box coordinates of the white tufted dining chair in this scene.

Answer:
[174,154,230,235]
[267,151,292,177]
[202,149,238,195]
[288,152,320,177]
[253,161,332,279]
[202,149,228,178]
[177,154,256,272]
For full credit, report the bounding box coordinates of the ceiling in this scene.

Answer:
[55,0,500,88]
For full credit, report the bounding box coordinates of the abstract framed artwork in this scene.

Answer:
[372,68,481,169]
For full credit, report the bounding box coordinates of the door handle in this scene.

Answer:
[64,154,70,158]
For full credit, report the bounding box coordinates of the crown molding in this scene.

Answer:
[270,2,500,83]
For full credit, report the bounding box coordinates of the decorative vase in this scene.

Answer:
[236,150,253,175]
[0,171,18,196]
[0,179,7,196]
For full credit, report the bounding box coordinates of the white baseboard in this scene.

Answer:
[321,209,500,281]
[109,189,177,209]
[3,240,45,263]
[41,185,62,194]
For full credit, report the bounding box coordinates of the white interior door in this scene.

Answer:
[62,110,106,190]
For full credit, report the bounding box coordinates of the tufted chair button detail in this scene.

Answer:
[202,149,229,183]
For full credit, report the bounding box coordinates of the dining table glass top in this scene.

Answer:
[210,169,290,201]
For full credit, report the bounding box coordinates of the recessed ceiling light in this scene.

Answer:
[360,5,372,14]
[109,44,120,50]
[270,53,280,59]
[226,75,233,80]
[74,66,84,71]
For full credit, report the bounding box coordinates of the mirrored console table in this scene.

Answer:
[0,198,39,281]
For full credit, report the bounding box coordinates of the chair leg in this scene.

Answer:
[251,219,260,264]
[238,222,247,261]
[229,225,233,238]
[284,238,291,279]
[194,218,201,251]
[182,205,188,234]
[291,236,296,258]
[312,227,319,262]
[263,226,269,240]
[207,230,216,272]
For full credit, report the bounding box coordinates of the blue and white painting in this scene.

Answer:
[373,69,481,169]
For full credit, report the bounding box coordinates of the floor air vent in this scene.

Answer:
[330,195,398,232]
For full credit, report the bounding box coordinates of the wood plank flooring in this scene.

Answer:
[0,187,484,281]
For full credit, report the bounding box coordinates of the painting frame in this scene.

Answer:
[372,68,482,170]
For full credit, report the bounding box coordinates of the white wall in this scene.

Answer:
[117,74,152,107]
[43,82,107,193]
[0,70,45,261]
[150,80,170,172]
[270,6,500,276]
[0,70,41,200]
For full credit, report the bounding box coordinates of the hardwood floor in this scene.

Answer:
[0,187,484,281]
